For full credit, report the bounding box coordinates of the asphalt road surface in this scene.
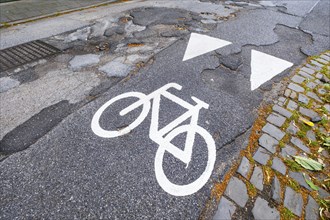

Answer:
[0,0,329,219]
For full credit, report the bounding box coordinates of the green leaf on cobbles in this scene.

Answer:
[293,156,324,171]
[303,173,319,190]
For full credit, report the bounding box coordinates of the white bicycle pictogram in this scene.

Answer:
[91,83,216,196]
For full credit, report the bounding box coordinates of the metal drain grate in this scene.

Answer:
[0,40,61,72]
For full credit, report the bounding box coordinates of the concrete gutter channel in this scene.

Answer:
[0,0,329,219]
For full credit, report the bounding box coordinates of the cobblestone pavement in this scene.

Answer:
[0,0,117,24]
[211,52,330,220]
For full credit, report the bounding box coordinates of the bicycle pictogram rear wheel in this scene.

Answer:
[154,125,216,196]
[91,92,150,138]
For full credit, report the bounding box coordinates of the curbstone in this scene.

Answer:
[305,196,319,220]
[299,107,319,119]
[271,176,281,204]
[281,145,297,158]
[291,75,305,84]
[300,67,315,75]
[298,94,309,104]
[259,133,278,153]
[287,100,298,110]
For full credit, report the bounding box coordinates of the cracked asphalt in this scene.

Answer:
[0,0,329,219]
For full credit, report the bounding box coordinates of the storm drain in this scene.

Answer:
[0,40,61,72]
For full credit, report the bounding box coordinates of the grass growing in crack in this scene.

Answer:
[281,207,296,220]
[284,159,302,172]
[246,182,257,198]
[297,130,306,139]
[288,179,300,191]
[279,140,286,148]
[290,111,300,123]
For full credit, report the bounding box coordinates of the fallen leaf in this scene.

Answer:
[303,173,319,190]
[293,156,324,171]
[299,117,314,127]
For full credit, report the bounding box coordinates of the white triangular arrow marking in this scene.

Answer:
[250,50,293,91]
[182,33,232,61]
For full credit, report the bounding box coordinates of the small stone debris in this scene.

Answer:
[0,77,20,93]
[99,60,133,78]
[69,54,100,71]
[311,116,322,123]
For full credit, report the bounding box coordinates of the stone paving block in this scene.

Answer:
[284,187,303,217]
[298,71,314,79]
[301,67,315,75]
[315,72,323,79]
[298,94,309,104]
[258,133,278,153]
[69,54,100,71]
[272,176,281,204]
[291,75,305,84]
[271,157,286,175]
[224,177,248,208]
[272,105,292,118]
[325,104,330,112]
[284,89,291,97]
[306,63,321,71]
[319,188,330,199]
[306,91,322,103]
[310,60,323,68]
[289,171,312,191]
[320,54,330,61]
[278,97,286,103]
[286,122,299,135]
[290,91,297,99]
[213,197,236,220]
[252,197,280,220]
[266,113,286,127]
[306,81,317,89]
[250,166,263,191]
[287,100,298,110]
[253,147,271,165]
[237,156,250,179]
[262,123,285,141]
[299,107,319,119]
[306,130,316,141]
[316,58,327,64]
[288,83,304,93]
[305,196,319,220]
[281,145,297,158]
[290,137,310,153]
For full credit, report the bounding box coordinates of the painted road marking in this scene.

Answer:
[182,33,232,61]
[91,83,216,196]
[250,49,293,91]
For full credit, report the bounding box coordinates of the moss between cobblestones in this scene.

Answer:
[280,207,297,220]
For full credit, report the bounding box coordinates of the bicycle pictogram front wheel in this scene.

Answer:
[154,125,216,196]
[91,92,150,138]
